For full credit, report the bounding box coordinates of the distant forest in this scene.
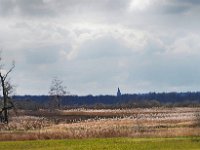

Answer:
[12,92,200,110]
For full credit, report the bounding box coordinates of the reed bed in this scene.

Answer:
[0,107,200,141]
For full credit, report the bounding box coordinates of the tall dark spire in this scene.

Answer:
[117,87,121,97]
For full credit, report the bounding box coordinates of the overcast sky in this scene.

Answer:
[0,0,200,95]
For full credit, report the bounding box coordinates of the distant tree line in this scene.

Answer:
[10,92,200,110]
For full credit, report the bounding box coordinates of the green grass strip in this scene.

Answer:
[0,137,200,150]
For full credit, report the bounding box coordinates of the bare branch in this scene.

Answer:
[0,51,15,123]
[3,62,15,81]
[49,77,68,110]
[0,50,4,69]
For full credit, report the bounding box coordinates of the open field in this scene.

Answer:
[0,137,200,150]
[0,107,200,141]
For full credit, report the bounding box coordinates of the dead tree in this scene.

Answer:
[0,54,15,123]
[49,77,66,110]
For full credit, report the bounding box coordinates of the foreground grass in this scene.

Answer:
[0,137,200,150]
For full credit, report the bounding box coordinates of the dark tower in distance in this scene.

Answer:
[117,87,121,97]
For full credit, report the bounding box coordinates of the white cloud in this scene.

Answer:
[129,0,152,11]
[169,33,200,55]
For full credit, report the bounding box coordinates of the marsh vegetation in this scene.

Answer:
[0,107,200,141]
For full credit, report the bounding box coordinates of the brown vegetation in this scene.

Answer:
[0,107,200,141]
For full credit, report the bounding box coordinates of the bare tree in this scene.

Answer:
[0,52,15,123]
[49,77,67,110]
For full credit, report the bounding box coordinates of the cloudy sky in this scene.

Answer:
[0,0,200,95]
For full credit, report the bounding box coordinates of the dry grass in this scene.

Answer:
[0,107,200,141]
[0,116,52,131]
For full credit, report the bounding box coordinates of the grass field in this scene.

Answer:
[0,137,200,150]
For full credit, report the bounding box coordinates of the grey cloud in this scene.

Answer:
[0,0,55,17]
[159,4,189,14]
[143,38,165,54]
[139,1,190,15]
[16,0,55,17]
[65,57,122,94]
[1,0,200,95]
[127,53,200,91]
[0,0,15,16]
[0,0,198,24]
[0,0,130,18]
[156,0,200,15]
[174,0,200,5]
[25,46,60,65]
[77,36,132,60]
[52,0,130,14]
